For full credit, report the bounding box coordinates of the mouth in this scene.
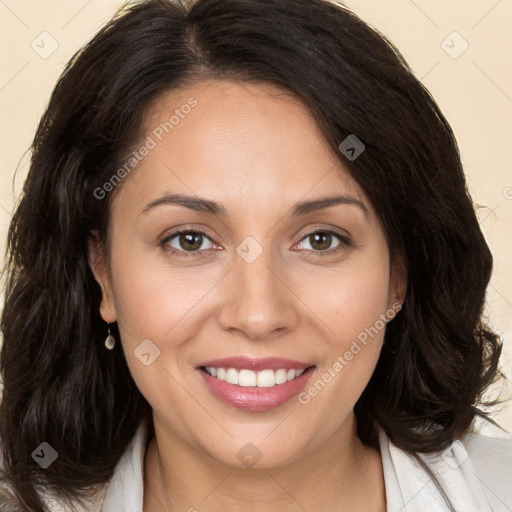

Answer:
[199,366,310,388]
[195,356,316,411]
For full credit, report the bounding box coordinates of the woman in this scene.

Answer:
[1,0,511,510]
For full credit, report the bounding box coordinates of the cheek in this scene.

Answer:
[297,253,391,344]
[106,242,218,400]
[333,268,390,343]
[108,237,214,341]
[295,255,390,409]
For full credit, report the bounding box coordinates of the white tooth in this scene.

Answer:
[226,368,239,385]
[238,369,257,387]
[209,367,304,386]
[257,369,276,387]
[275,369,287,384]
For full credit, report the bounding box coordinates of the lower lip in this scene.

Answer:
[197,367,316,412]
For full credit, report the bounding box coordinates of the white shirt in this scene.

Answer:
[36,422,512,511]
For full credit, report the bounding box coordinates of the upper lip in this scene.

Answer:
[196,356,314,371]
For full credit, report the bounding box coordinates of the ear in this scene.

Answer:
[87,230,117,323]
[387,250,407,311]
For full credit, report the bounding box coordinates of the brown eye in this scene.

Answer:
[162,230,216,254]
[309,232,334,251]
[177,232,203,251]
[296,229,348,252]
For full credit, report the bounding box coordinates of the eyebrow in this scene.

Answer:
[141,193,368,218]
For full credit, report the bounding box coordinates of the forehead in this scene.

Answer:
[114,79,371,217]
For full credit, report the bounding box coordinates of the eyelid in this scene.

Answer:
[159,223,218,244]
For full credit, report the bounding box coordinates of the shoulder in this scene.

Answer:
[379,425,512,512]
[0,423,149,512]
[461,428,512,506]
[100,421,149,512]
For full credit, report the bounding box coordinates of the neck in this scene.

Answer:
[143,413,386,512]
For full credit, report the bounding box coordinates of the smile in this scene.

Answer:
[196,356,316,412]
[201,366,306,388]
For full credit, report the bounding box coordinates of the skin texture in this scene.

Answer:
[89,80,405,511]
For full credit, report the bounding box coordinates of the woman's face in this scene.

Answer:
[90,80,403,468]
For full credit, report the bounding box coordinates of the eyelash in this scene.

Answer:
[159,227,351,260]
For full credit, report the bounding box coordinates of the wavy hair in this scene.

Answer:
[0,0,505,509]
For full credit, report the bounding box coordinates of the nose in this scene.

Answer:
[217,243,299,341]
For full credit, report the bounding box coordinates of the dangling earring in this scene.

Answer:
[105,323,116,350]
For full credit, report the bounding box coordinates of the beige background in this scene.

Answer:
[0,0,511,432]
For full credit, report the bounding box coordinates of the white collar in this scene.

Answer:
[41,421,511,511]
[378,427,501,511]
